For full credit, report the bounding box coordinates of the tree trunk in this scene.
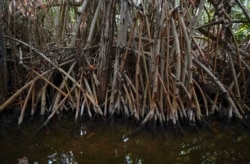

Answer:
[97,0,115,104]
[0,23,7,104]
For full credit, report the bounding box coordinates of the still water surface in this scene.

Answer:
[0,114,250,163]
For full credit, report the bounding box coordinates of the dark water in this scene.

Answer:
[0,113,250,164]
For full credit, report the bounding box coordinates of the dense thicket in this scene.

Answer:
[0,0,250,126]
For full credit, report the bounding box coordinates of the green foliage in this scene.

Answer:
[231,0,250,42]
[234,23,250,42]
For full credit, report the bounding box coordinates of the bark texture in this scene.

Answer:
[97,0,115,104]
[0,24,7,104]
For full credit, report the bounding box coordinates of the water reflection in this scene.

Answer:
[48,151,78,164]
[0,116,250,163]
[124,153,143,164]
[79,125,87,136]
[123,135,129,142]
